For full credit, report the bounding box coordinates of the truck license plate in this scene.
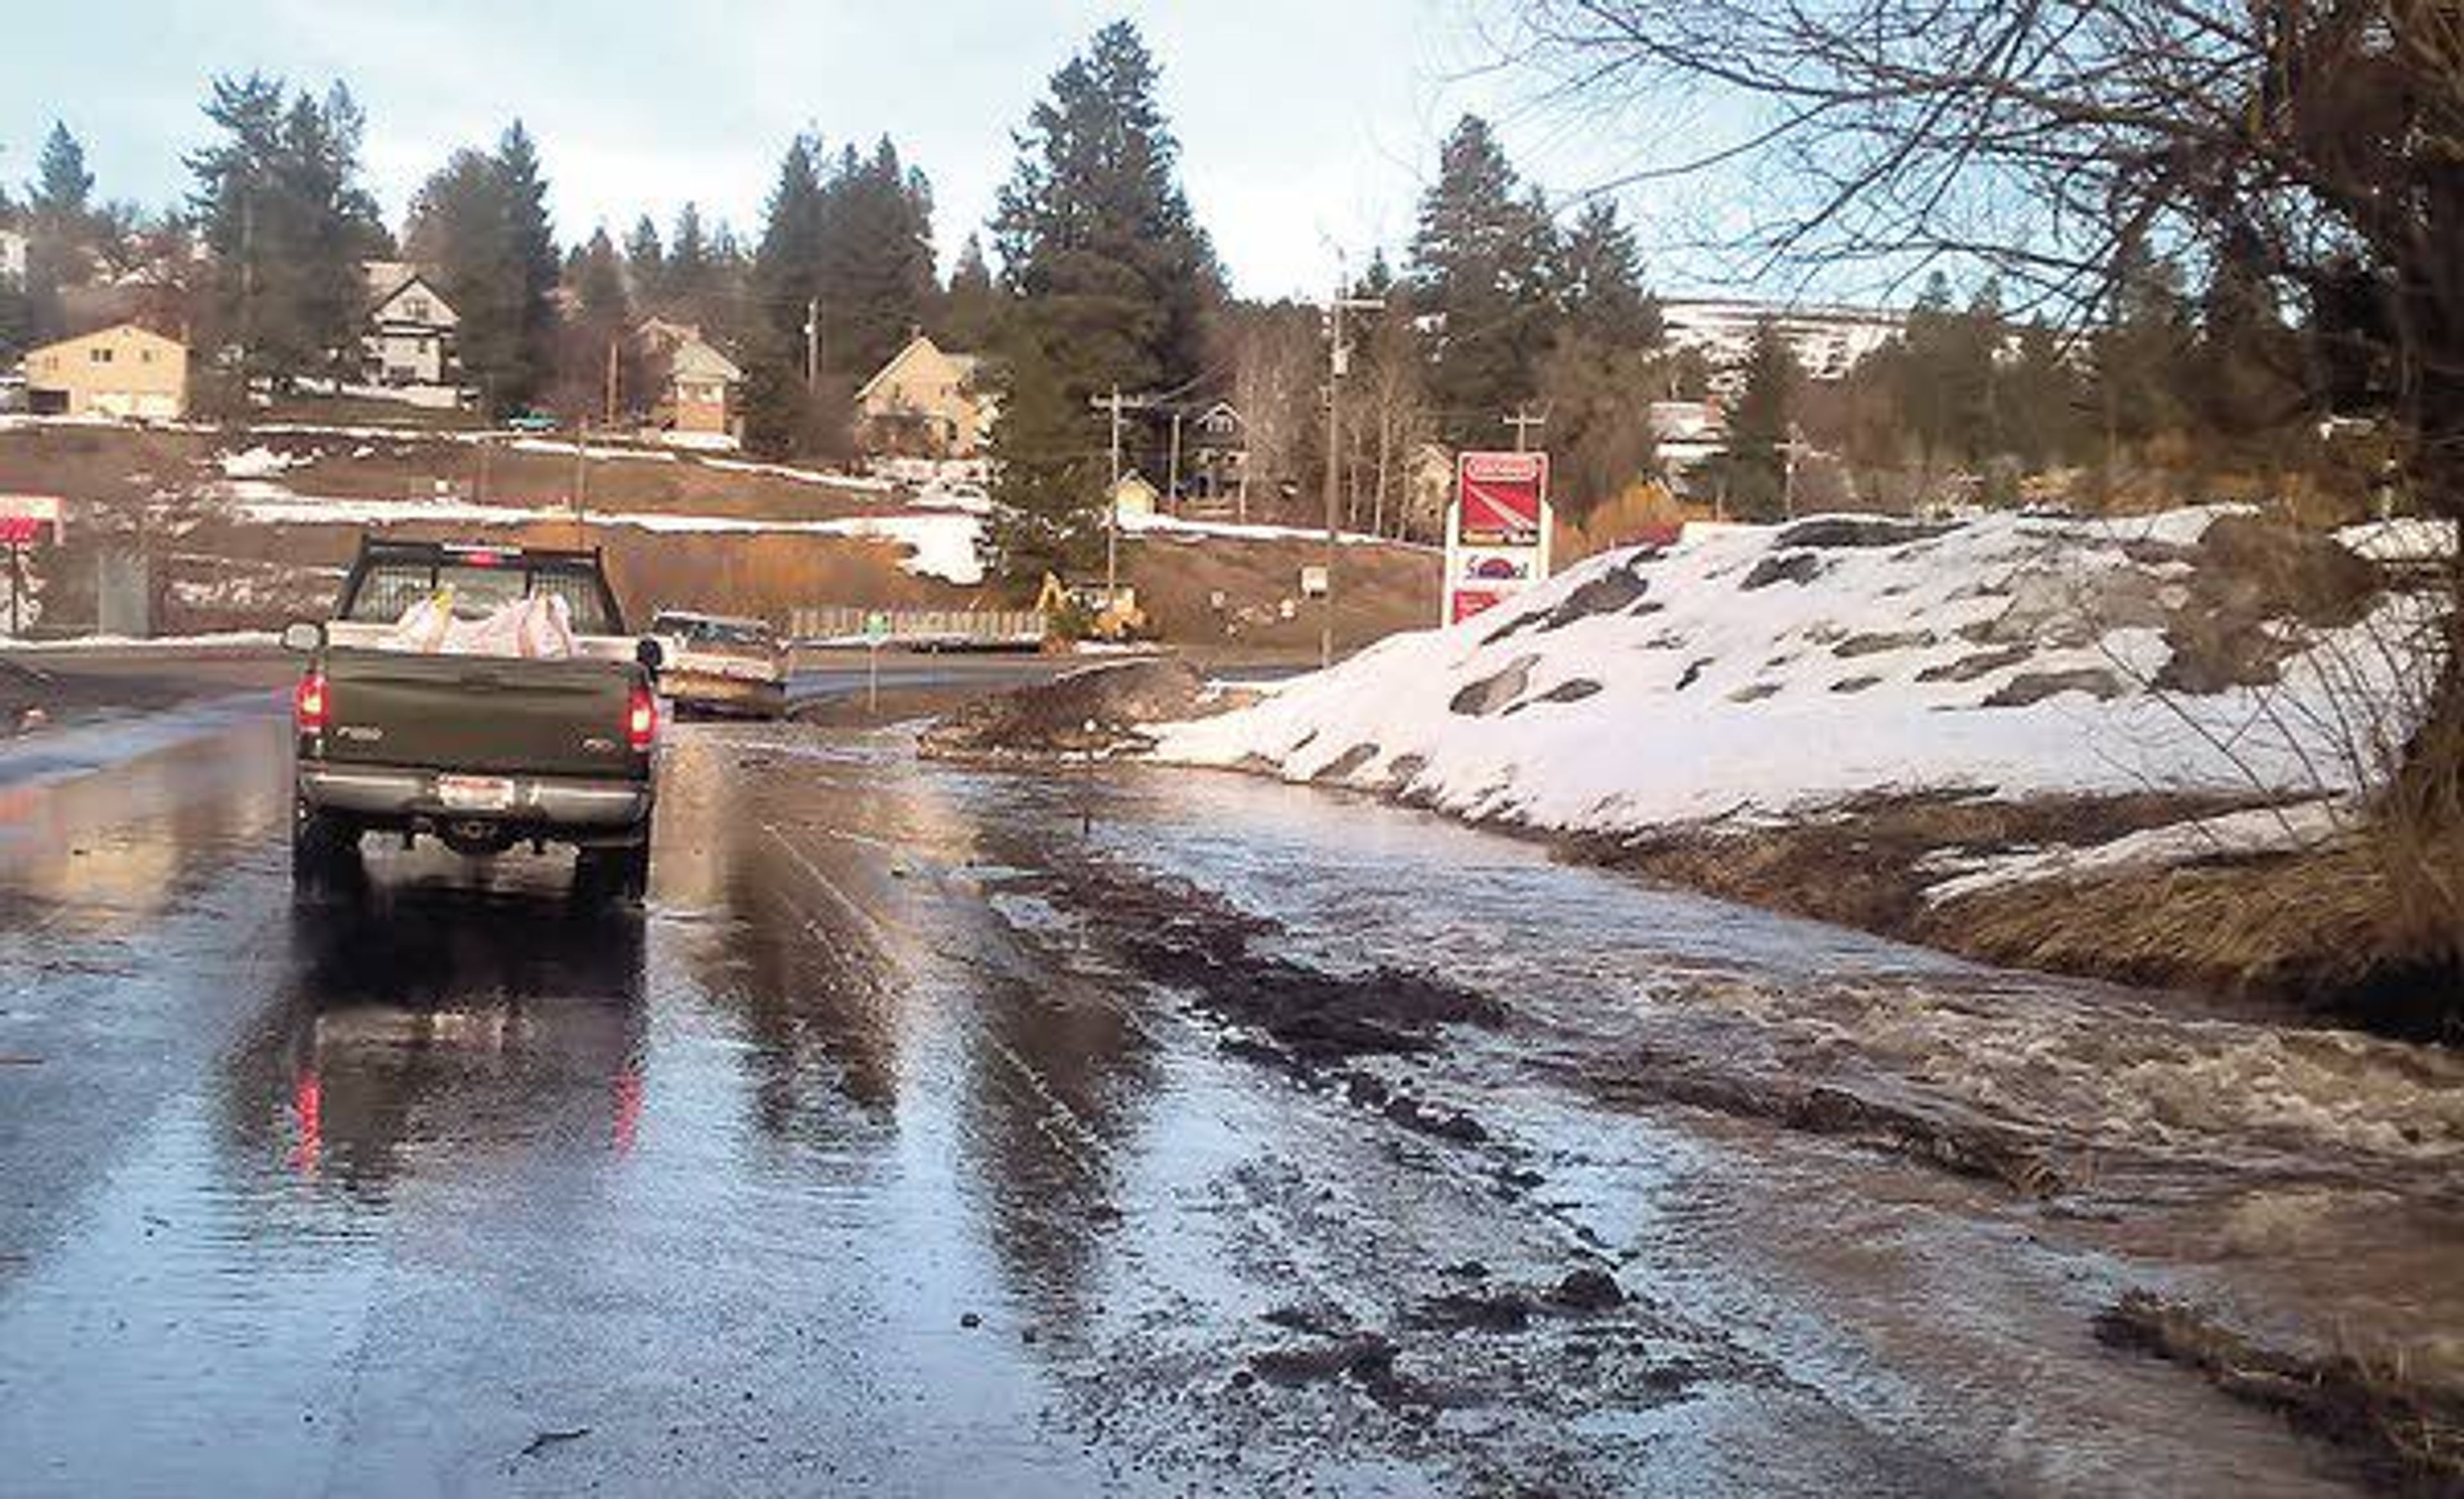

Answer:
[436,775,517,812]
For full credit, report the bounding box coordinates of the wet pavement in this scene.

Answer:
[1,695,2458,1495]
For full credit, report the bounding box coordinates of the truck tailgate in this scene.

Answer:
[320,648,639,778]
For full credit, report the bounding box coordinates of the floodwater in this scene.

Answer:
[0,698,2454,1495]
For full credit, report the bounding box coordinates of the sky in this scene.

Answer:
[0,0,1718,302]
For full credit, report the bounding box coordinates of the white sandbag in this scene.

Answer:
[514,593,577,658]
[385,592,456,652]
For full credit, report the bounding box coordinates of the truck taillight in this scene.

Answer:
[626,684,657,751]
[293,669,329,733]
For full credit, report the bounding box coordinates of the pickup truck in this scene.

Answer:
[284,538,664,899]
[647,610,788,719]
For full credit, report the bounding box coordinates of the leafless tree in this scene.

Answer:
[1501,0,2462,957]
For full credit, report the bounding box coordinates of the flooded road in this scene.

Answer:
[0,701,2455,1495]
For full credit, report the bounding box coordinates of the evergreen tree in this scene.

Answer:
[1716,318,1801,518]
[938,232,999,349]
[740,135,850,458]
[187,76,385,385]
[1556,200,1658,349]
[22,121,96,343]
[493,121,560,406]
[624,214,665,307]
[666,201,712,318]
[1409,115,1560,443]
[817,137,936,378]
[982,334,1101,587]
[991,19,1220,398]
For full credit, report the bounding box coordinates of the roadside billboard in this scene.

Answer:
[1442,452,1550,624]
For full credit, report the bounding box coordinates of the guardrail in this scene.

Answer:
[790,606,1045,647]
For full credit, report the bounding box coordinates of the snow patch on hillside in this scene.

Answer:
[1154,508,2421,835]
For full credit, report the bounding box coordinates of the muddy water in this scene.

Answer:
[0,710,2447,1494]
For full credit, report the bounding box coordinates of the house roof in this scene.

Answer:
[668,336,743,384]
[364,262,455,322]
[857,332,980,403]
[28,321,187,360]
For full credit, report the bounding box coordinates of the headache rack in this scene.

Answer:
[339,535,628,634]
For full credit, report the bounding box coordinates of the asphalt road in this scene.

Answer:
[0,689,2453,1495]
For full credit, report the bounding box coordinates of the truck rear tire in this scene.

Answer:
[577,835,651,904]
[291,805,359,890]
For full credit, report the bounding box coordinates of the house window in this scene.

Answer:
[90,347,114,364]
[406,296,431,321]
[141,350,155,364]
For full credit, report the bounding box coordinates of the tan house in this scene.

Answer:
[856,333,993,457]
[361,261,461,401]
[24,323,188,420]
[637,320,743,445]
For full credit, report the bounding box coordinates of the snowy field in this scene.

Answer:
[1155,508,2436,851]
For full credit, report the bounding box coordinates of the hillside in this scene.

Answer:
[1153,506,2457,1022]
[0,418,1438,643]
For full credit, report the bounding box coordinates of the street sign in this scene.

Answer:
[0,496,66,637]
[1442,453,1551,624]
[864,610,891,643]
[1299,564,1329,599]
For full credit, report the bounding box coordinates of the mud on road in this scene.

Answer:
[0,696,2458,1495]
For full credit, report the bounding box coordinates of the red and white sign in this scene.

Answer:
[1442,453,1550,623]
[0,495,65,547]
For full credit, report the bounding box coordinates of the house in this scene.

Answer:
[23,322,187,420]
[637,320,743,445]
[360,261,462,404]
[0,229,25,286]
[1111,471,1161,522]
[1183,400,1246,502]
[856,333,993,458]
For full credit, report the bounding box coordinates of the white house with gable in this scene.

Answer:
[359,261,463,406]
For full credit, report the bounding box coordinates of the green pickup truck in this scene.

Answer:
[284,538,664,899]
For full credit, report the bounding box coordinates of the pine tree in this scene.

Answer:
[740,135,848,458]
[1556,200,1658,350]
[817,137,936,379]
[23,121,96,343]
[982,334,1101,587]
[188,76,385,386]
[625,214,665,308]
[1410,116,1560,445]
[938,232,998,350]
[493,121,560,407]
[667,201,712,319]
[991,19,1219,399]
[1716,318,1801,518]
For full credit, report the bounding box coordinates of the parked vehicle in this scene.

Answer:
[647,610,789,719]
[284,538,664,898]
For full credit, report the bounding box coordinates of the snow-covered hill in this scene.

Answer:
[1155,508,2433,836]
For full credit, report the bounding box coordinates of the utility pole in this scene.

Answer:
[1503,406,1548,453]
[1166,409,1184,515]
[804,298,820,388]
[603,338,620,429]
[1090,387,1159,618]
[572,425,590,547]
[1321,267,1385,668]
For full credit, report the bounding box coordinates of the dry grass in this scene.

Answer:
[1124,533,1440,651]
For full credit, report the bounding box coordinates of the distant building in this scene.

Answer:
[1111,470,1161,522]
[1182,400,1246,503]
[0,228,25,286]
[360,262,463,405]
[636,320,743,445]
[1659,300,1905,395]
[1647,399,1727,477]
[24,322,187,420]
[856,333,993,458]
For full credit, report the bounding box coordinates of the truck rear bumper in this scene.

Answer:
[298,763,652,832]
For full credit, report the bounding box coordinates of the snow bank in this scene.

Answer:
[1120,511,1433,551]
[2338,517,2458,565]
[218,445,306,479]
[1153,508,2426,834]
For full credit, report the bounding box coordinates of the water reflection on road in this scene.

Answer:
[0,711,2434,1495]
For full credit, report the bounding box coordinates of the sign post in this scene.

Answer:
[0,497,67,638]
[1442,452,1551,624]
[864,609,891,715]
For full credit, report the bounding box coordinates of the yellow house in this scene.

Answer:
[24,323,188,420]
[856,333,994,458]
